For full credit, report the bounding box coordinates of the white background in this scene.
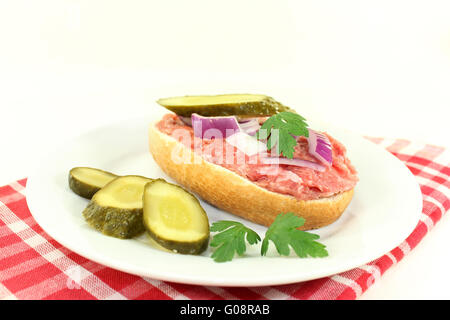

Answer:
[0,0,449,299]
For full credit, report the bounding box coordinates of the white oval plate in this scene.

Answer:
[26,115,422,287]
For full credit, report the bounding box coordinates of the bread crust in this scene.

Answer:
[148,121,354,230]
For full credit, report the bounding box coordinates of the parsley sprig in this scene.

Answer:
[209,213,328,262]
[261,213,328,258]
[210,221,261,262]
[256,111,309,159]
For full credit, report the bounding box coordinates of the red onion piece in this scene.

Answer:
[307,129,332,166]
[178,116,192,126]
[238,119,260,136]
[226,131,267,156]
[191,113,240,139]
[259,156,326,172]
[238,118,259,128]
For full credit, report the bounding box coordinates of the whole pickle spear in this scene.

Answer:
[156,94,293,117]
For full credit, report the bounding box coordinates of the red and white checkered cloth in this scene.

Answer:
[0,137,448,300]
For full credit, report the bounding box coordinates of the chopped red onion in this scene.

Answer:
[178,116,192,126]
[238,119,260,136]
[191,113,240,139]
[259,156,326,172]
[226,131,267,156]
[307,129,332,166]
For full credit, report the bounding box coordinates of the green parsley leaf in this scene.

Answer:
[210,221,261,262]
[256,111,309,159]
[261,213,328,258]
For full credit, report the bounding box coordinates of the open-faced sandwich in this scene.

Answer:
[149,94,358,230]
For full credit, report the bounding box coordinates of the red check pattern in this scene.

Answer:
[0,138,448,300]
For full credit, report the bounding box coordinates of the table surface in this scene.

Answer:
[0,0,449,299]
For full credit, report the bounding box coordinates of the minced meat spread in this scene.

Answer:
[156,114,358,201]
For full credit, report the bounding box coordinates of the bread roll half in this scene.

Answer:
[148,121,354,230]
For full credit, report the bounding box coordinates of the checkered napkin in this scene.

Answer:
[0,138,448,300]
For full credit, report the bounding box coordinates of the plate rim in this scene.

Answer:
[25,116,423,287]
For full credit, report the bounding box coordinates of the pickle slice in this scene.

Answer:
[157,94,293,117]
[143,179,210,255]
[69,167,118,199]
[82,175,152,239]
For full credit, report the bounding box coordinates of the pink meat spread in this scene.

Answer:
[156,114,358,201]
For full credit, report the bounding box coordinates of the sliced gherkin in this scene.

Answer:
[69,167,118,199]
[82,175,153,239]
[156,94,293,117]
[143,179,210,255]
